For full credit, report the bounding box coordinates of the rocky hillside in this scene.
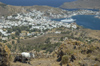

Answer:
[60,0,100,9]
[0,43,11,66]
[11,39,100,66]
[56,40,100,66]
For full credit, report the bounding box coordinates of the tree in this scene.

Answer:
[0,32,2,36]
[3,40,7,43]
[7,29,12,33]
[12,41,15,44]
[17,37,20,43]
[29,25,32,28]
[15,31,20,36]
[60,37,64,41]
[45,38,51,44]
[12,36,15,39]
[7,44,12,49]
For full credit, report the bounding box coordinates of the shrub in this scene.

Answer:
[60,37,64,41]
[61,55,69,64]
[0,3,6,8]
[3,40,7,43]
[12,36,15,39]
[7,44,12,49]
[12,41,15,44]
[0,43,11,66]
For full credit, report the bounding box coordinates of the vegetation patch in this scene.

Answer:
[61,55,69,64]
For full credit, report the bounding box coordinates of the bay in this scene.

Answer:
[53,15,100,30]
[72,15,100,30]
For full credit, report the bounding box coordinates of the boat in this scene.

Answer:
[61,18,76,23]
[95,15,100,19]
[95,15,99,18]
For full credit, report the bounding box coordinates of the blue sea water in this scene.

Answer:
[64,9,99,11]
[53,15,100,30]
[72,15,100,30]
[0,0,76,7]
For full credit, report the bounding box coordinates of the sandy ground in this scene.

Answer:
[11,58,62,66]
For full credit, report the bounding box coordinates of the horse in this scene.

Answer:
[21,52,35,64]
[14,52,35,64]
[21,52,35,59]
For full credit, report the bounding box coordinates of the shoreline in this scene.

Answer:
[61,0,100,9]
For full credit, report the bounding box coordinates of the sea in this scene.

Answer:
[0,0,76,7]
[0,0,100,30]
[53,15,100,30]
[72,15,100,30]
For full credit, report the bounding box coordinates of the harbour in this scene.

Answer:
[52,15,100,30]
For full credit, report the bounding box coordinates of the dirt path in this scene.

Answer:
[11,58,61,66]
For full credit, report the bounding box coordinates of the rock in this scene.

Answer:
[70,55,76,62]
[73,46,76,49]
[79,63,88,66]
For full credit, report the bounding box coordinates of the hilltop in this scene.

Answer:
[0,2,66,17]
[60,0,100,9]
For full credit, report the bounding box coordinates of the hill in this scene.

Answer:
[0,2,66,17]
[60,0,100,9]
[0,1,100,66]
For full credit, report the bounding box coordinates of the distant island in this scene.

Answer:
[60,0,100,9]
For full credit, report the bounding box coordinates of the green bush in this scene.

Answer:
[61,55,69,64]
[12,36,15,39]
[3,40,7,43]
[0,3,6,8]
[7,44,12,49]
[12,41,15,44]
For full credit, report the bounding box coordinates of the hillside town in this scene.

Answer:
[0,10,77,41]
[0,9,100,41]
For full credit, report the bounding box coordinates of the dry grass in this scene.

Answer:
[11,58,60,66]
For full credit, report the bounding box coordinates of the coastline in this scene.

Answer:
[0,2,100,31]
[60,0,100,9]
